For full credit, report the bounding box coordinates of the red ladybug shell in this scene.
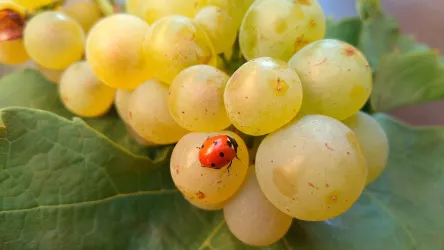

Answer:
[198,135,239,169]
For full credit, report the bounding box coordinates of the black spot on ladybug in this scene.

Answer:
[201,144,204,148]
[211,163,216,167]
[213,141,218,145]
[219,152,224,157]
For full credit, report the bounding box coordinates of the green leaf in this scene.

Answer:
[325,18,362,47]
[371,51,444,112]
[0,69,156,156]
[1,108,443,249]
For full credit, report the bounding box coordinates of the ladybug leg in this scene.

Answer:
[235,154,240,160]
[227,161,233,176]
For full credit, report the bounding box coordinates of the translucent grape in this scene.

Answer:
[125,0,143,18]
[143,15,216,84]
[36,63,64,84]
[140,0,202,24]
[12,0,52,9]
[59,61,115,117]
[240,0,325,61]
[168,65,231,132]
[114,89,154,146]
[343,111,389,184]
[86,14,150,89]
[127,79,189,145]
[255,115,367,221]
[203,0,249,28]
[224,57,303,136]
[194,6,237,54]
[0,39,29,64]
[63,0,102,33]
[186,197,226,211]
[224,167,293,246]
[24,11,85,70]
[288,39,372,120]
[170,131,249,204]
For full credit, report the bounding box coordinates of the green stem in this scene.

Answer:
[93,0,115,16]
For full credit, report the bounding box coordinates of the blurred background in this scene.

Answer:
[1,0,443,125]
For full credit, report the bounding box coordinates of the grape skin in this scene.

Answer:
[240,0,325,61]
[224,167,293,246]
[125,0,144,18]
[86,14,151,90]
[12,0,52,9]
[288,39,372,121]
[63,0,102,33]
[255,115,367,221]
[168,65,231,132]
[224,57,303,136]
[36,63,64,84]
[127,80,189,145]
[0,39,29,65]
[170,131,249,204]
[343,111,389,184]
[194,6,237,54]
[59,61,115,117]
[24,11,85,70]
[140,0,202,24]
[186,197,226,211]
[143,15,216,85]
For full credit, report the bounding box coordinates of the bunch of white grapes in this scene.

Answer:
[0,0,390,246]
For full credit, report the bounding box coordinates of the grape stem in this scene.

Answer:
[93,0,115,16]
[219,34,247,75]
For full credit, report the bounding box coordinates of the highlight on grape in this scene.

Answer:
[0,0,389,247]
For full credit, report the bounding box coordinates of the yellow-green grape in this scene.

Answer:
[224,167,292,246]
[125,0,144,18]
[186,196,226,211]
[168,65,231,132]
[127,79,189,145]
[141,0,201,24]
[59,61,116,117]
[114,89,154,146]
[288,39,372,121]
[170,131,249,204]
[0,1,29,64]
[12,0,52,9]
[255,115,367,221]
[343,111,389,184]
[0,39,29,64]
[240,0,325,61]
[36,63,64,84]
[143,15,216,84]
[224,57,303,136]
[203,0,248,28]
[24,11,85,70]
[63,0,102,33]
[194,6,237,54]
[86,14,151,89]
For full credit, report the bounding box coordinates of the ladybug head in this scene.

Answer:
[226,135,239,153]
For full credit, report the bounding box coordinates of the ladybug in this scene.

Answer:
[198,135,239,172]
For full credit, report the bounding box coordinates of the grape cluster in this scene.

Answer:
[0,0,389,247]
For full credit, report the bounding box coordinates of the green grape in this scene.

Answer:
[240,0,325,61]
[194,6,237,54]
[255,115,367,221]
[186,196,226,211]
[168,65,231,132]
[36,63,64,84]
[0,39,29,65]
[0,2,29,64]
[143,15,216,85]
[114,89,154,146]
[224,57,303,136]
[12,0,52,9]
[86,14,151,89]
[288,39,372,120]
[59,61,115,117]
[170,131,249,204]
[224,167,293,246]
[125,0,144,18]
[141,0,202,24]
[63,0,102,33]
[24,11,85,70]
[127,79,189,145]
[343,111,389,184]
[203,0,250,28]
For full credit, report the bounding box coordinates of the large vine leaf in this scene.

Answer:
[0,69,161,156]
[0,107,443,249]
